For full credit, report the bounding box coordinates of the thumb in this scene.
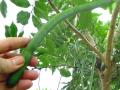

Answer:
[0,56,24,74]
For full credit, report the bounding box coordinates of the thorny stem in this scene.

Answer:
[48,0,105,63]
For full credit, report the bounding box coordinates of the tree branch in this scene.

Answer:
[57,76,62,90]
[106,3,120,67]
[48,0,105,63]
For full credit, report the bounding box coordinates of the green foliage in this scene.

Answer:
[59,68,71,77]
[34,0,48,19]
[5,23,17,37]
[18,31,24,37]
[77,11,93,30]
[10,0,30,8]
[17,11,30,25]
[5,22,24,37]
[0,0,7,17]
[32,15,42,29]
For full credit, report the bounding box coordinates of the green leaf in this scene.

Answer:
[60,68,71,77]
[0,0,7,17]
[18,31,24,37]
[17,11,30,25]
[51,67,56,74]
[10,22,17,37]
[31,33,35,37]
[32,15,41,29]
[77,12,92,30]
[34,7,41,18]
[36,47,47,55]
[34,0,48,18]
[46,37,56,54]
[39,55,50,68]
[5,25,11,37]
[10,0,30,8]
[5,23,18,37]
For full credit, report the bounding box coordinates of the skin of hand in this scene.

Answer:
[0,37,39,90]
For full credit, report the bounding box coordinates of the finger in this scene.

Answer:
[29,57,38,67]
[0,75,7,83]
[0,82,17,90]
[0,53,38,67]
[0,53,38,66]
[0,52,19,59]
[0,37,30,54]
[1,53,38,67]
[17,80,33,90]
[0,56,24,74]
[21,70,38,80]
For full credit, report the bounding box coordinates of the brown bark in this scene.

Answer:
[101,69,111,90]
[100,3,120,90]
[99,58,112,90]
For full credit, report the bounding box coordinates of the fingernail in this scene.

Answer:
[24,38,31,43]
[13,58,24,65]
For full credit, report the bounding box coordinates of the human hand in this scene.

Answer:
[0,37,39,90]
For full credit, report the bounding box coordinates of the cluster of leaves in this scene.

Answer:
[0,0,120,90]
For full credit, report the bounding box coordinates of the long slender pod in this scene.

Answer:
[6,0,114,87]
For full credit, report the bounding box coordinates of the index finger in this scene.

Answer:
[0,37,30,53]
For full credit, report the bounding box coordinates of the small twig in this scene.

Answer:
[57,76,62,90]
[106,3,120,67]
[48,0,59,13]
[48,0,105,63]
[38,70,41,90]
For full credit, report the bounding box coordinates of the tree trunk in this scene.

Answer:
[100,69,112,90]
